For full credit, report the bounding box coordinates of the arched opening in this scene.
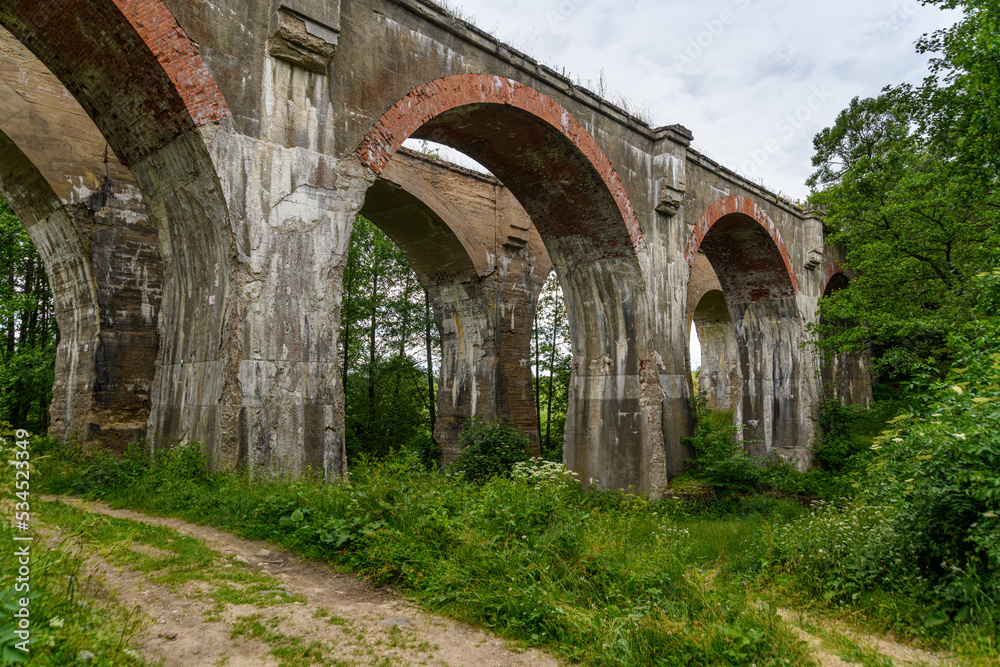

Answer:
[0,1,237,467]
[819,270,871,408]
[686,196,808,464]
[0,27,163,452]
[355,74,662,493]
[691,290,739,413]
[351,146,549,464]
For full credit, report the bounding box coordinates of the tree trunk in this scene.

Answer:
[533,309,541,443]
[342,257,356,413]
[545,303,559,452]
[424,289,435,430]
[368,269,378,430]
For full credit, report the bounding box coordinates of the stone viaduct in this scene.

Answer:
[0,0,869,497]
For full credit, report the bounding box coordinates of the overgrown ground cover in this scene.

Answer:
[24,442,810,666]
[6,296,1000,664]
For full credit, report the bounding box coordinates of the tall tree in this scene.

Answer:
[339,215,439,462]
[808,0,1000,378]
[531,272,572,459]
[0,198,57,431]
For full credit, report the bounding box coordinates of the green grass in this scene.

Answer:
[0,511,151,665]
[30,444,813,666]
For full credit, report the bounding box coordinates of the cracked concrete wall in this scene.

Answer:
[0,28,162,451]
[0,0,873,494]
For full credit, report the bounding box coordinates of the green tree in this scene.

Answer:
[340,215,438,462]
[532,272,572,459]
[807,0,1000,378]
[0,198,57,431]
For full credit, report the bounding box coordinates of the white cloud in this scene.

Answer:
[442,0,958,199]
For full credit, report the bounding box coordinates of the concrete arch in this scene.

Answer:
[685,195,808,465]
[0,0,240,467]
[820,263,851,298]
[354,74,663,494]
[0,129,101,444]
[817,266,871,408]
[356,74,643,256]
[373,160,490,280]
[686,195,798,300]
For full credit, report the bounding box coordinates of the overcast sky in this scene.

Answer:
[426,0,957,201]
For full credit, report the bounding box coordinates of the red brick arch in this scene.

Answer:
[0,0,230,167]
[685,195,798,300]
[820,262,853,296]
[355,73,643,255]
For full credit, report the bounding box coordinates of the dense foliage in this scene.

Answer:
[762,273,1000,639]
[451,417,531,482]
[0,199,57,432]
[340,216,437,462]
[808,0,1000,378]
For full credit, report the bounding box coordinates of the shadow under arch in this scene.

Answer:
[0,28,164,451]
[687,195,810,465]
[355,74,663,494]
[358,150,548,458]
[0,0,239,466]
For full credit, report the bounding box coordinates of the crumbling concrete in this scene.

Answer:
[0,0,871,494]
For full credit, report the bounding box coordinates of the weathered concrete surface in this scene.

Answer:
[0,27,162,452]
[365,149,550,460]
[691,290,739,413]
[819,267,873,410]
[0,0,871,493]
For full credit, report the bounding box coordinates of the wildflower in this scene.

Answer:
[953,433,966,440]
[952,385,964,395]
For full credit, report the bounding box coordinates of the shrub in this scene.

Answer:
[450,418,531,482]
[762,289,1000,635]
[684,396,765,495]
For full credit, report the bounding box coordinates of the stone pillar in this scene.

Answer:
[0,131,161,452]
[205,131,375,479]
[64,180,162,451]
[692,291,739,412]
[429,259,544,461]
[729,297,810,464]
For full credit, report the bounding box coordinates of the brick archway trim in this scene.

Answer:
[113,0,230,127]
[685,195,798,294]
[820,261,853,296]
[355,74,643,254]
[1,0,230,166]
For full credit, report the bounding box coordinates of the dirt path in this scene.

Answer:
[38,495,959,667]
[777,608,953,667]
[40,495,559,667]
